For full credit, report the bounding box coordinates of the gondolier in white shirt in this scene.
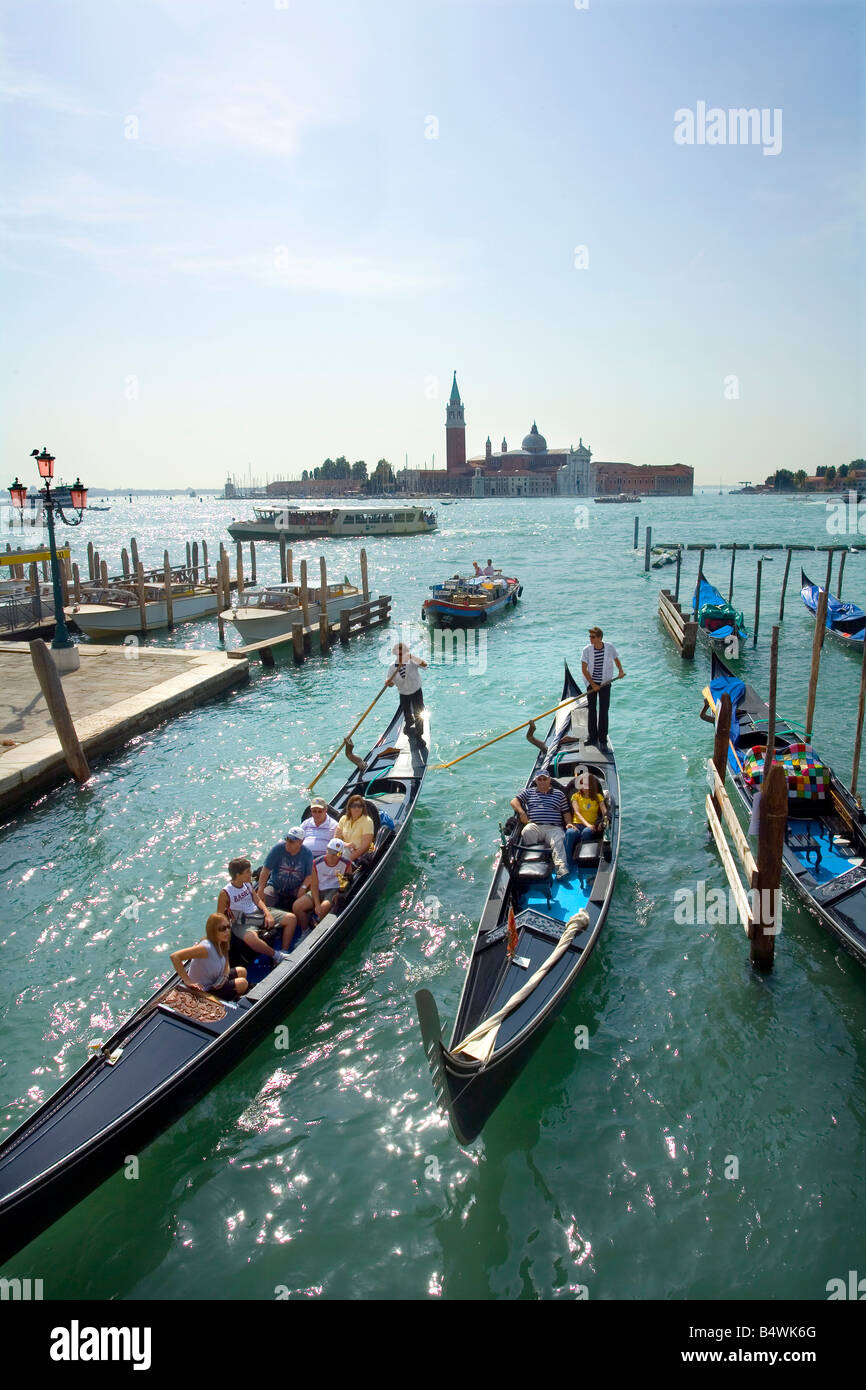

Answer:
[385,642,428,740]
[580,626,625,750]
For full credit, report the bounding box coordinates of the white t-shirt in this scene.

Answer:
[224,880,260,924]
[387,660,424,695]
[581,642,619,686]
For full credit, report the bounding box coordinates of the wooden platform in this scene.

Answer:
[0,643,249,816]
[227,595,391,666]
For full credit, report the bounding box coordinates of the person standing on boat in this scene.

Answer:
[385,642,427,739]
[482,559,495,577]
[581,626,625,750]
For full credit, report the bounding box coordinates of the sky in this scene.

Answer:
[1,0,863,488]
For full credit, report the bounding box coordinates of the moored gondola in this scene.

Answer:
[800,569,865,649]
[704,653,866,966]
[0,704,430,1263]
[693,576,748,654]
[416,663,619,1144]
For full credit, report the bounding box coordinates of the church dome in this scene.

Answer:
[521,421,547,453]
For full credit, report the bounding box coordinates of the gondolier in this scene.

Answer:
[580,626,625,749]
[386,642,427,739]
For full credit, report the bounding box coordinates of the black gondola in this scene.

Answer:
[0,703,430,1264]
[704,653,866,966]
[416,663,620,1144]
[801,569,865,649]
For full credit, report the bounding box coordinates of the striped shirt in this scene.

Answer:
[517,785,569,826]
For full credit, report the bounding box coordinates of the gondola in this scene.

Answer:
[0,704,430,1263]
[801,569,865,649]
[704,653,866,966]
[416,663,620,1144]
[693,576,748,654]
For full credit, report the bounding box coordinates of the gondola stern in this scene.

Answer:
[415,989,478,1146]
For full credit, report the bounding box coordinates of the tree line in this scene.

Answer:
[764,460,866,491]
[300,457,396,487]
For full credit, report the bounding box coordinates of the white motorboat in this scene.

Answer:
[227,503,436,542]
[223,580,367,645]
[66,583,220,638]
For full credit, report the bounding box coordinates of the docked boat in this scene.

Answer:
[0,702,430,1263]
[416,663,620,1144]
[67,580,219,638]
[800,570,865,648]
[595,494,641,504]
[224,579,366,645]
[650,548,678,568]
[704,654,866,966]
[227,503,437,543]
[693,576,747,653]
[421,571,521,627]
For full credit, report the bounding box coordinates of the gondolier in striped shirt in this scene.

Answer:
[385,642,428,740]
[580,626,625,750]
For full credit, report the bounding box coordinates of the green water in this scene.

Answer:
[1,493,865,1300]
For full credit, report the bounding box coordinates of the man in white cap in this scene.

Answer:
[309,837,352,920]
[300,797,338,857]
[385,641,427,739]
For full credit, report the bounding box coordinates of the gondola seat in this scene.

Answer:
[515,845,554,905]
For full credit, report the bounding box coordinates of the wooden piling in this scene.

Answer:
[644,524,652,573]
[693,548,706,620]
[249,542,257,586]
[711,693,732,819]
[163,551,174,627]
[750,760,785,971]
[130,537,139,572]
[753,560,762,647]
[319,612,330,652]
[186,541,192,570]
[804,584,829,740]
[136,560,148,633]
[121,547,130,580]
[360,548,369,603]
[30,639,91,783]
[633,516,639,550]
[287,547,293,582]
[236,541,244,596]
[192,541,199,582]
[87,541,94,580]
[340,609,351,644]
[837,548,847,599]
[300,561,309,627]
[766,626,779,765]
[280,536,287,583]
[674,547,682,605]
[728,544,737,603]
[851,637,866,798]
[778,546,793,621]
[820,549,834,650]
[29,563,43,621]
[72,562,81,603]
[292,623,304,664]
[100,560,109,588]
[320,557,328,622]
[202,541,209,582]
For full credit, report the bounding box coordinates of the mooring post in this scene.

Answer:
[30,639,91,783]
[130,537,139,572]
[674,546,682,605]
[300,560,309,627]
[121,547,130,580]
[851,636,866,799]
[292,623,304,664]
[192,541,199,582]
[280,536,287,584]
[29,563,43,621]
[753,559,762,646]
[633,516,639,550]
[728,544,737,604]
[185,541,192,570]
[163,551,174,627]
[250,541,257,586]
[750,760,785,971]
[236,541,244,596]
[767,625,779,763]
[778,546,793,621]
[93,549,100,585]
[136,560,148,633]
[340,608,351,644]
[319,556,329,652]
[837,547,847,600]
[693,548,706,620]
[287,547,293,583]
[87,541,94,579]
[644,524,652,573]
[805,584,829,740]
[72,562,81,603]
[819,549,834,651]
[711,692,732,820]
[360,548,369,603]
[202,540,209,582]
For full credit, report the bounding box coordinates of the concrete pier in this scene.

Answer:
[0,643,249,815]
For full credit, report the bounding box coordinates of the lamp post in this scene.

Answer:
[8,448,87,652]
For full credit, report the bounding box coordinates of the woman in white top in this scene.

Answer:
[170,914,249,1000]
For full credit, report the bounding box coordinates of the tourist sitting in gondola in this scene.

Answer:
[510,769,570,878]
[336,793,375,871]
[219,857,294,960]
[308,838,351,921]
[258,829,313,932]
[564,772,608,863]
[170,913,250,1000]
[300,798,338,857]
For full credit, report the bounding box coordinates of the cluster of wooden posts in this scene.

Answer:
[655,539,861,659]
[225,544,391,667]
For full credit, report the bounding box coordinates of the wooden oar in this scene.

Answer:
[308,684,389,790]
[433,677,623,771]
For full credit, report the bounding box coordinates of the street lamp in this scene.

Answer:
[7,447,87,651]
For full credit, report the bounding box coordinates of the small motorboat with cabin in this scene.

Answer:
[66,578,220,638]
[421,571,522,627]
[416,662,619,1143]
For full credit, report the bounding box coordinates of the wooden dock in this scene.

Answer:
[227,594,392,666]
[0,643,249,815]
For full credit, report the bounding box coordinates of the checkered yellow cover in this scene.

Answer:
[742,743,830,801]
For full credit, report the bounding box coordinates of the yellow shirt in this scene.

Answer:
[571,792,605,827]
[337,813,374,852]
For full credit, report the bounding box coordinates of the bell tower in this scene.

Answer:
[445,371,467,474]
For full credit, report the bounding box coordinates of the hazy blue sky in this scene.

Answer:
[1,0,863,488]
